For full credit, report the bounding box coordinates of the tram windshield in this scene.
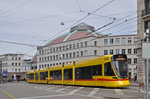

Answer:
[112,54,128,79]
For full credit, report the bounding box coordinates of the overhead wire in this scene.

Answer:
[20,0,115,56]
[0,40,38,47]
[0,0,34,16]
[0,0,18,12]
[41,0,115,46]
[99,16,137,33]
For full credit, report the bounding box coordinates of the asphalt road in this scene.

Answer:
[0,82,145,99]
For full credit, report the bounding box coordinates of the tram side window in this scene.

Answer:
[64,69,72,80]
[29,73,34,80]
[26,74,29,79]
[93,65,102,76]
[75,66,92,79]
[75,67,86,79]
[104,62,115,76]
[40,72,48,80]
[50,70,62,80]
[35,73,38,80]
[75,65,102,79]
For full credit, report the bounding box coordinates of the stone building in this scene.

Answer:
[0,54,24,80]
[137,0,150,81]
[36,22,137,79]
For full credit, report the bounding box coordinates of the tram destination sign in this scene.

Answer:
[142,42,150,59]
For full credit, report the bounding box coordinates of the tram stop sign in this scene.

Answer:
[3,71,8,76]
[142,42,150,59]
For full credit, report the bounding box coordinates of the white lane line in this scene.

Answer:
[69,87,83,94]
[18,94,69,99]
[88,88,99,97]
[56,86,71,92]
[115,89,123,95]
[74,93,104,99]
[45,87,55,90]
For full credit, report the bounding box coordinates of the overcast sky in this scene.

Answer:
[0,0,137,58]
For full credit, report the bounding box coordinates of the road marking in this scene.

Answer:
[88,88,99,97]
[18,94,69,99]
[45,87,55,90]
[56,86,71,92]
[69,87,83,94]
[115,89,123,95]
[1,89,16,99]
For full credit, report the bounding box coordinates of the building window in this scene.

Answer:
[134,37,137,44]
[63,54,65,59]
[15,63,17,66]
[122,49,126,54]
[94,41,97,46]
[122,38,126,44]
[66,45,68,50]
[104,39,108,45]
[63,46,65,51]
[134,58,137,64]
[104,50,108,55]
[80,42,83,47]
[56,55,58,60]
[69,44,72,49]
[128,37,132,44]
[47,56,49,61]
[70,53,72,58]
[84,50,88,56]
[73,44,75,48]
[85,42,87,46]
[53,48,55,52]
[56,47,58,52]
[19,57,21,60]
[73,52,76,58]
[66,53,68,58]
[77,52,79,57]
[128,58,132,64]
[18,63,21,66]
[110,49,113,54]
[81,51,83,56]
[59,47,61,51]
[134,49,137,54]
[94,50,97,55]
[110,38,113,44]
[115,49,119,54]
[77,43,79,48]
[128,49,132,54]
[116,38,120,45]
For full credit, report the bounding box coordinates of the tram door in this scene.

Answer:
[63,68,73,85]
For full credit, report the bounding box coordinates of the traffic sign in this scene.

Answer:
[3,71,8,76]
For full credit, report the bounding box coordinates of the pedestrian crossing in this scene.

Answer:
[34,85,140,99]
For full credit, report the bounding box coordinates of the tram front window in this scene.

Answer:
[112,54,128,79]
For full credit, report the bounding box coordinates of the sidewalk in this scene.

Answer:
[130,81,139,87]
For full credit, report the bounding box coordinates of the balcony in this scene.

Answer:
[142,8,150,17]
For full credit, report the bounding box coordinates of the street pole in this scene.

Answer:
[146,59,149,99]
[142,29,150,99]
[0,60,2,83]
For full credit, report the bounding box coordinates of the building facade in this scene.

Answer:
[0,54,25,80]
[36,23,137,79]
[137,0,150,81]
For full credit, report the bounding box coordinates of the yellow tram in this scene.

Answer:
[26,54,130,87]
